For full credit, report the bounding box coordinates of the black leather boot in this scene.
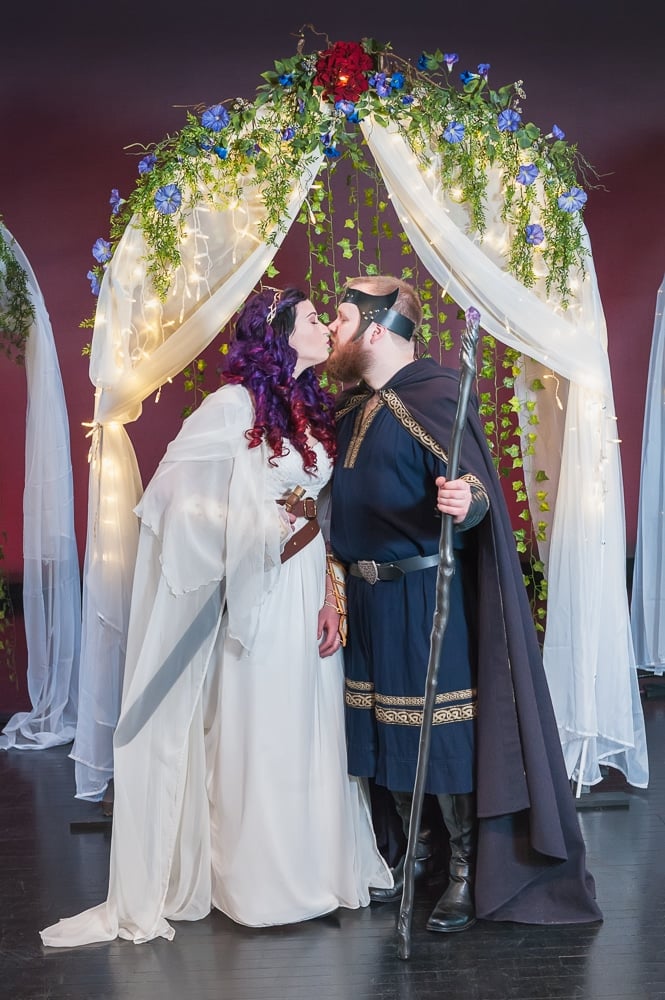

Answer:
[426,792,477,933]
[370,790,444,903]
[369,829,438,902]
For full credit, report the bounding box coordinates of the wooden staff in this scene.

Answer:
[397,307,481,960]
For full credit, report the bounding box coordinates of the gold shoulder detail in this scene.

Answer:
[381,389,448,463]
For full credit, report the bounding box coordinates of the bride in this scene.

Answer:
[41,286,392,946]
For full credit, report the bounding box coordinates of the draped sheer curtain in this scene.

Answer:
[630,276,665,675]
[72,113,649,799]
[71,153,323,799]
[0,228,81,751]
[361,117,647,788]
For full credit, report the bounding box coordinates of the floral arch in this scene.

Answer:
[71,34,647,798]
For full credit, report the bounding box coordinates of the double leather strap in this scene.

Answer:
[348,551,439,584]
[278,494,320,564]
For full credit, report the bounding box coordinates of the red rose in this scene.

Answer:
[313,41,374,103]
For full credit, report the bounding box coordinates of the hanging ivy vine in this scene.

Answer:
[0,220,34,365]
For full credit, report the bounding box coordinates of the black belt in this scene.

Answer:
[348,552,439,584]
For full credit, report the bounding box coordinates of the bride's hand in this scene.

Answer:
[317,604,341,658]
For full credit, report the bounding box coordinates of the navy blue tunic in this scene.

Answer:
[332,398,478,795]
[331,358,602,926]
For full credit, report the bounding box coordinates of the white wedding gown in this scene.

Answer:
[41,386,391,947]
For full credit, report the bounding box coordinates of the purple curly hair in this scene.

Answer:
[222,287,336,472]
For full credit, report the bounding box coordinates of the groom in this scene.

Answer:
[325,274,602,933]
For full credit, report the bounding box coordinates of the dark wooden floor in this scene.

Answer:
[2,682,665,1000]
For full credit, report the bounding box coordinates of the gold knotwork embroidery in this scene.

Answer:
[375,688,476,707]
[344,679,477,725]
[343,395,384,468]
[345,691,375,710]
[346,678,374,692]
[375,702,477,726]
[381,389,449,463]
[335,391,370,421]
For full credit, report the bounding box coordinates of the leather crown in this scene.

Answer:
[340,287,415,340]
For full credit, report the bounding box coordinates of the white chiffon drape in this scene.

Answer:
[0,227,80,752]
[630,276,665,675]
[360,117,647,788]
[71,152,324,799]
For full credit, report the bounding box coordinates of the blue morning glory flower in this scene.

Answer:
[460,71,476,85]
[86,270,101,295]
[369,72,391,98]
[335,100,355,117]
[497,109,522,132]
[443,121,465,144]
[281,126,296,141]
[92,238,112,264]
[557,187,587,213]
[417,54,430,71]
[401,94,415,106]
[525,224,545,245]
[201,104,230,132]
[444,53,459,72]
[278,73,294,87]
[347,109,361,123]
[320,132,331,146]
[390,72,405,90]
[154,183,182,215]
[517,164,539,186]
[138,154,157,175]
[552,124,565,140]
[323,145,341,159]
[477,63,490,77]
[109,188,124,215]
[213,146,228,159]
[297,98,305,114]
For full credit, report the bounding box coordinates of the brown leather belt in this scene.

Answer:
[348,552,439,584]
[277,494,320,563]
[280,497,317,519]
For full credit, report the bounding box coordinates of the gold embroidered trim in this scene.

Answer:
[336,391,370,421]
[346,678,374,692]
[345,681,477,725]
[375,688,476,707]
[381,389,448,463]
[375,702,477,726]
[343,397,384,468]
[345,692,375,710]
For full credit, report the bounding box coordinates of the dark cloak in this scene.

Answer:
[336,358,602,925]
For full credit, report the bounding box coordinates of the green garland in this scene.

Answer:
[88,32,594,309]
[0,220,34,365]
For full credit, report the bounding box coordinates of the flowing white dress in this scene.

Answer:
[40,385,391,947]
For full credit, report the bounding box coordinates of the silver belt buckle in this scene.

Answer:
[357,559,379,585]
